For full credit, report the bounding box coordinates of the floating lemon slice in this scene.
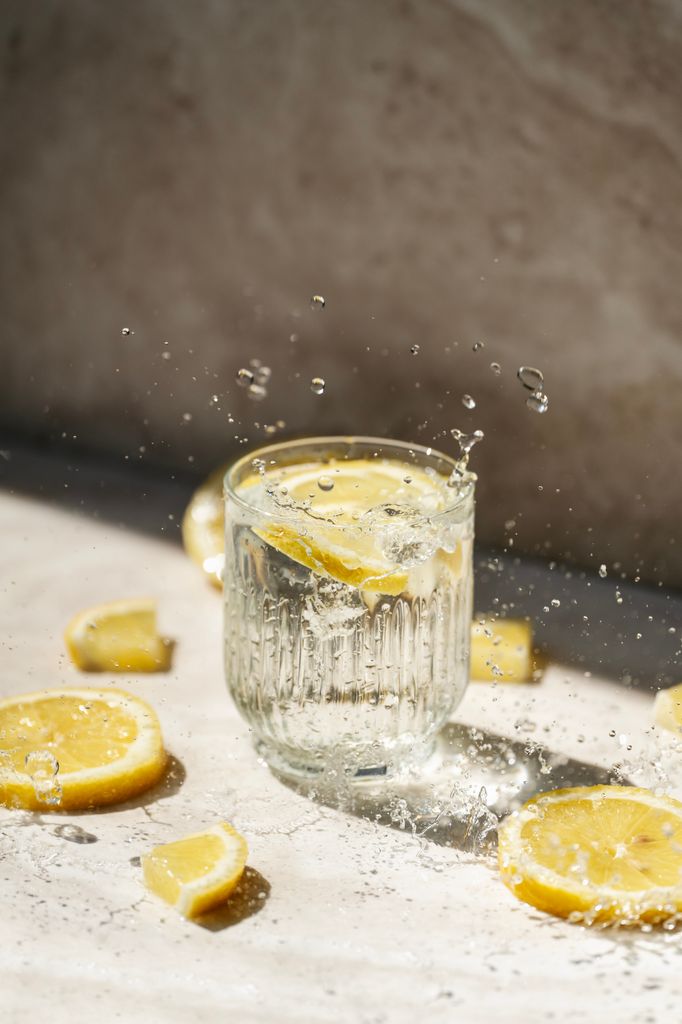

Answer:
[142,822,248,919]
[653,683,682,735]
[246,458,451,595]
[64,598,172,672]
[181,463,228,588]
[499,786,682,924]
[0,687,167,810]
[470,617,534,682]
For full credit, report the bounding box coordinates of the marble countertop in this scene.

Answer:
[2,449,682,1023]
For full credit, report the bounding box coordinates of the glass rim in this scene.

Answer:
[224,434,475,527]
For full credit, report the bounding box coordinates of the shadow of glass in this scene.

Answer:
[272,723,625,855]
[196,867,271,932]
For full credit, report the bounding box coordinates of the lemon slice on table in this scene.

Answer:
[470,617,534,682]
[0,687,167,810]
[142,822,248,919]
[248,458,453,595]
[653,683,682,734]
[64,598,172,672]
[182,464,228,588]
[499,786,682,924]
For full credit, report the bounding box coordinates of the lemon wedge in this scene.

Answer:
[64,598,172,672]
[245,458,452,595]
[499,786,682,924]
[182,464,228,587]
[654,683,682,735]
[0,687,167,810]
[470,617,534,682]
[142,822,248,919]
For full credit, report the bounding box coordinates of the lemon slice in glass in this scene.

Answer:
[64,598,172,672]
[142,822,248,919]
[499,785,682,924]
[0,687,167,810]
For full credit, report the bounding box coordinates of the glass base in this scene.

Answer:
[255,735,437,787]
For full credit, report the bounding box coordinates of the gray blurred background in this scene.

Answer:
[1,0,681,585]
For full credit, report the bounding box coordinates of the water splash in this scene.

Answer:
[310,294,326,309]
[236,368,255,388]
[310,377,326,395]
[25,750,62,807]
[517,366,544,391]
[410,344,421,355]
[461,394,476,410]
[526,391,549,414]
[121,327,133,336]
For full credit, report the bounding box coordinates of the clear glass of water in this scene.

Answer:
[223,436,474,782]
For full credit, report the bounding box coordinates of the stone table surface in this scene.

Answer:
[2,458,682,1023]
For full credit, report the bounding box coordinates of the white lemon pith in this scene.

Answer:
[0,687,167,811]
[64,598,171,672]
[142,821,248,919]
[499,786,682,924]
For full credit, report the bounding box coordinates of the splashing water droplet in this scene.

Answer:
[517,366,544,391]
[449,428,484,479]
[310,294,326,309]
[182,412,192,422]
[53,823,98,845]
[251,458,266,475]
[24,750,62,806]
[526,391,549,414]
[317,475,334,492]
[236,368,254,388]
[121,327,133,336]
[254,365,271,386]
[462,394,476,410]
[490,362,502,375]
[598,564,608,578]
[410,344,420,355]
[472,341,485,352]
[403,475,412,484]
[551,598,561,608]
[247,383,267,402]
[310,377,326,395]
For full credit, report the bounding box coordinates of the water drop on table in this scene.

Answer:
[526,391,549,414]
[236,368,255,388]
[461,394,476,410]
[310,294,326,309]
[410,344,420,355]
[311,377,326,395]
[490,362,502,375]
[53,823,98,845]
[517,366,544,391]
[317,475,334,492]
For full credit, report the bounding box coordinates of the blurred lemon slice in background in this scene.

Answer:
[654,683,682,734]
[142,821,248,919]
[65,598,172,672]
[499,785,682,924]
[0,687,167,810]
[182,463,228,588]
[470,617,534,682]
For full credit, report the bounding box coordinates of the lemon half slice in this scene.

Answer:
[142,822,248,919]
[0,687,167,810]
[182,464,228,588]
[471,617,534,682]
[499,786,682,924]
[65,598,172,672]
[654,683,682,735]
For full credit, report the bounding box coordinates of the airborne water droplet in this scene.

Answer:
[310,294,326,309]
[472,341,485,352]
[247,383,267,401]
[517,366,544,391]
[410,344,420,355]
[236,368,255,388]
[526,391,549,414]
[551,598,561,608]
[462,394,476,410]
[490,362,502,375]
[121,327,133,336]
[310,377,326,395]
[598,564,608,578]
[317,475,334,492]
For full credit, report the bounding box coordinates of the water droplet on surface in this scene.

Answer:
[517,366,544,391]
[310,377,326,395]
[129,855,141,867]
[317,475,334,492]
[236,368,255,388]
[410,344,420,355]
[121,327,133,336]
[598,564,608,578]
[526,391,549,414]
[490,362,502,375]
[461,394,476,410]
[472,341,485,352]
[310,294,326,309]
[247,383,267,402]
[53,823,98,845]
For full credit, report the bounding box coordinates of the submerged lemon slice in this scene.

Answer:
[499,786,682,924]
[470,617,534,682]
[247,458,453,595]
[0,687,167,810]
[64,598,172,672]
[142,822,248,919]
[182,464,228,588]
[653,683,682,735]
